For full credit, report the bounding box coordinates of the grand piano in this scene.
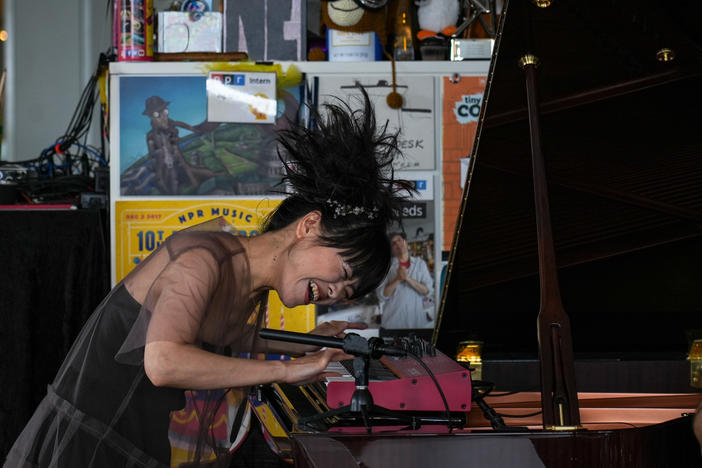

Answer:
[258,0,702,465]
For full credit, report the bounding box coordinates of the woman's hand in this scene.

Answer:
[282,348,354,385]
[294,320,367,354]
[260,321,368,356]
[310,320,367,339]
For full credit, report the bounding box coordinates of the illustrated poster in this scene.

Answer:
[118,75,303,197]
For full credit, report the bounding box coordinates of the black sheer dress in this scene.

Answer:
[5,227,264,468]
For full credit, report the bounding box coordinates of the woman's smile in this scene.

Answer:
[308,280,320,303]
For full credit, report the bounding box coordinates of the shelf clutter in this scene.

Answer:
[115,0,499,63]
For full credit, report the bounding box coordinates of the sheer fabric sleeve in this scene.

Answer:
[143,246,219,345]
[115,231,244,365]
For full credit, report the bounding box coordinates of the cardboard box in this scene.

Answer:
[157,11,223,53]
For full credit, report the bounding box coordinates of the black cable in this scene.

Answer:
[497,410,543,418]
[406,351,454,432]
[488,390,523,397]
[59,51,111,149]
[22,50,113,182]
[581,421,639,429]
[471,381,533,431]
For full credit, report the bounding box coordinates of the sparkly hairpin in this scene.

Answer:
[326,199,379,219]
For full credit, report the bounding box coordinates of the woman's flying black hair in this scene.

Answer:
[263,85,414,298]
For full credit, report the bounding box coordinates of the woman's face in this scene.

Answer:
[275,214,359,308]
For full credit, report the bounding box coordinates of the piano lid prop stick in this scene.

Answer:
[519,47,581,429]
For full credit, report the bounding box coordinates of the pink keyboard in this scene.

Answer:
[325,348,472,412]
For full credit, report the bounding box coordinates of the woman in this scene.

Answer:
[4,88,411,468]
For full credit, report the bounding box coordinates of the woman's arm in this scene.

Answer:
[140,245,354,389]
[145,340,351,389]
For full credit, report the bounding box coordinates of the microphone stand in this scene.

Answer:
[259,328,464,433]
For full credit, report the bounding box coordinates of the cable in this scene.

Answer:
[471,380,532,431]
[406,351,454,432]
[582,421,639,429]
[22,50,113,181]
[70,142,109,166]
[497,410,543,418]
[12,50,114,203]
[488,390,525,397]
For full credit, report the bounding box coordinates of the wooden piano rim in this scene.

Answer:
[481,391,701,407]
[465,391,702,431]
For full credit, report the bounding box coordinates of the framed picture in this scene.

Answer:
[117,74,304,197]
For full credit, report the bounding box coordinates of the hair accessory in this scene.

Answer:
[326,198,379,219]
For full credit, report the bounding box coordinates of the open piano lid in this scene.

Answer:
[435,0,702,365]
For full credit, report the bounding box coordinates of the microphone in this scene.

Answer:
[366,336,408,358]
[258,328,406,358]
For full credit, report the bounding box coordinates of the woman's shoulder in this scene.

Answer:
[167,230,246,263]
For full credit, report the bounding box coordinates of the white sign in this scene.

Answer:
[206,71,277,124]
[454,93,483,124]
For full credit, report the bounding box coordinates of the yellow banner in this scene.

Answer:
[115,199,315,332]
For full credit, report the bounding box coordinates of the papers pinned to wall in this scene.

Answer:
[315,75,436,170]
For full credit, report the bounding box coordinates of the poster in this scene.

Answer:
[315,74,436,170]
[317,171,437,331]
[442,75,487,251]
[114,199,315,332]
[391,170,436,274]
[118,75,303,196]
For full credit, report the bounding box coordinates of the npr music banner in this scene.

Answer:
[114,199,315,332]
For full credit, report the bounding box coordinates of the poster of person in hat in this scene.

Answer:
[117,75,304,196]
[142,95,219,195]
